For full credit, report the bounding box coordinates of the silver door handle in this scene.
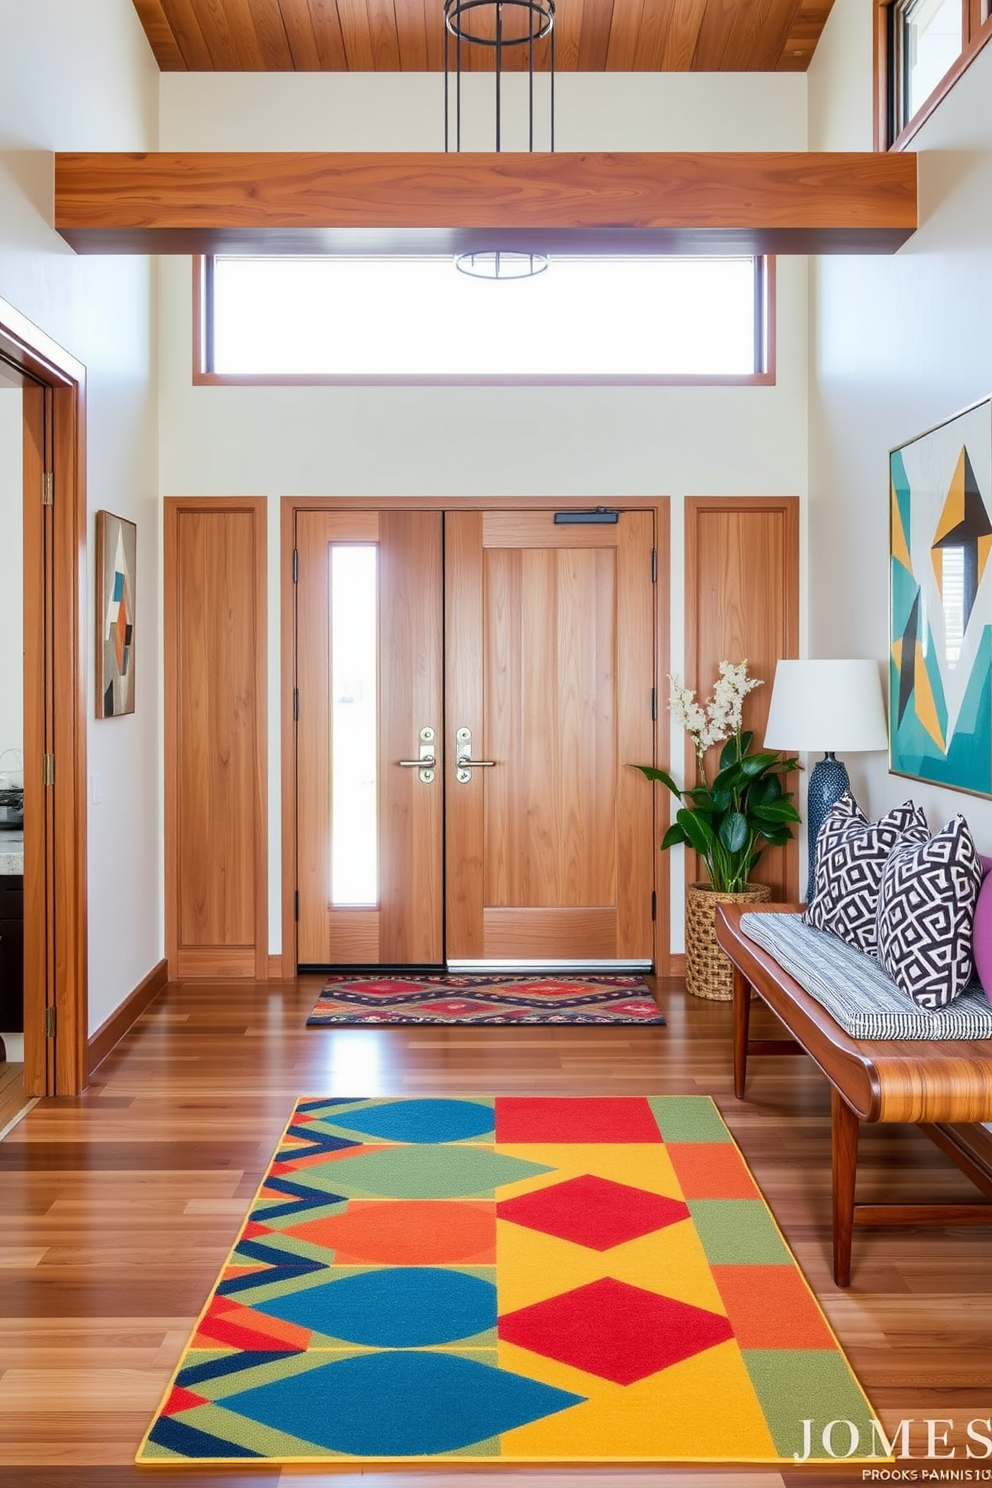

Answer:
[398,727,436,783]
[456,754,496,783]
[454,726,496,784]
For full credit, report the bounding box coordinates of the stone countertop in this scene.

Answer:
[0,832,23,877]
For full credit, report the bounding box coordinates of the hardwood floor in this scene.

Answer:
[0,1058,27,1136]
[1,973,991,1486]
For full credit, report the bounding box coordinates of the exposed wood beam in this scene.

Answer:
[54,150,917,255]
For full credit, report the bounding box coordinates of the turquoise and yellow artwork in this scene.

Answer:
[890,398,992,796]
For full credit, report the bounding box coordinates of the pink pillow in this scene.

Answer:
[974,855,992,1006]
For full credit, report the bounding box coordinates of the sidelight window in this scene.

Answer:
[330,544,378,906]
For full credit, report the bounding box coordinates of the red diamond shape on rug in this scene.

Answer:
[497,1174,689,1251]
[499,1276,734,1385]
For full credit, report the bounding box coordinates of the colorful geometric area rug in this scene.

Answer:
[138,1095,880,1466]
[307,973,665,1025]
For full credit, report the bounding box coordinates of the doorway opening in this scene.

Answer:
[0,295,88,1103]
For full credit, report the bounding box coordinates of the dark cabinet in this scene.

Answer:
[0,876,23,1033]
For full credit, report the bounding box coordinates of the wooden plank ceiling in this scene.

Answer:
[131,0,836,73]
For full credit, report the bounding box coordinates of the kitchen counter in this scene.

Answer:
[0,832,23,876]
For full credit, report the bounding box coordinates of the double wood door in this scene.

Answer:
[295,507,656,969]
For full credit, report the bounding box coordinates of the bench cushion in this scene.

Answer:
[740,911,992,1040]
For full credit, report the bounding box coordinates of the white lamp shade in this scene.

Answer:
[763,659,888,753]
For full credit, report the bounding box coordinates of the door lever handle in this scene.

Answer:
[398,727,436,783]
[454,726,496,783]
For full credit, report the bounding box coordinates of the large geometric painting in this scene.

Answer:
[890,398,992,795]
[96,510,136,717]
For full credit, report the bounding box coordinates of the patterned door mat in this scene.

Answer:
[307,974,666,1025]
[138,1095,881,1466]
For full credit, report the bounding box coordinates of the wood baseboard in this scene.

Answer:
[267,954,284,979]
[669,953,686,976]
[88,958,169,1078]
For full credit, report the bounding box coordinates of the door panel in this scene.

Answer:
[445,509,655,964]
[484,544,617,908]
[296,510,444,965]
[166,499,268,981]
[685,497,800,901]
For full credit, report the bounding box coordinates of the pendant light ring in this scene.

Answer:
[444,0,554,50]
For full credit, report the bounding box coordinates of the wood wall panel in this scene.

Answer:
[165,498,268,980]
[53,150,918,258]
[132,0,837,71]
[684,496,800,903]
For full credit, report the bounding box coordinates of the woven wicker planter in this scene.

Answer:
[684,881,772,1000]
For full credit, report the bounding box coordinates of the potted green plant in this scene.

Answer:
[634,660,801,999]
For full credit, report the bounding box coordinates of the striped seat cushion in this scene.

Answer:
[739,911,992,1040]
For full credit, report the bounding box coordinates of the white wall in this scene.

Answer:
[808,0,992,843]
[807,0,873,152]
[0,389,22,771]
[158,73,810,954]
[0,0,161,1033]
[160,71,808,152]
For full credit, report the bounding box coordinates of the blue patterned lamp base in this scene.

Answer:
[806,752,850,900]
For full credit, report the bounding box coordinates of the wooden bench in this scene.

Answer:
[715,903,992,1286]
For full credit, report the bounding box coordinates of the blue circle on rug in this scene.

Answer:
[257,1265,497,1346]
[335,1098,495,1144]
[223,1348,586,1456]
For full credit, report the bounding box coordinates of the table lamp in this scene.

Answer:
[763,659,889,898]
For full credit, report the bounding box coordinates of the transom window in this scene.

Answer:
[196,254,772,385]
[895,0,963,124]
[884,0,992,146]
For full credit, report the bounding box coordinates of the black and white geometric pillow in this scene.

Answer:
[804,794,930,956]
[876,815,983,1010]
[808,789,867,874]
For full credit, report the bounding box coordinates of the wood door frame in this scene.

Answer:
[280,495,671,977]
[164,496,269,980]
[0,294,88,1096]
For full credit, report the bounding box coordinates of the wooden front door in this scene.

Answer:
[296,509,444,965]
[295,506,656,969]
[444,510,655,965]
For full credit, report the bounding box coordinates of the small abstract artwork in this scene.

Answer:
[890,398,992,795]
[96,510,136,717]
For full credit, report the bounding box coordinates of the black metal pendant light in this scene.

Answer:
[443,0,555,279]
[443,0,555,154]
